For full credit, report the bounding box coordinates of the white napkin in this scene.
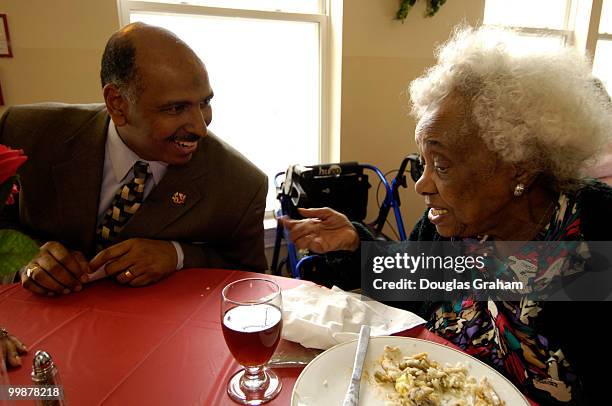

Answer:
[281,285,426,350]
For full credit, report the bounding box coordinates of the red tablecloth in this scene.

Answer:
[0,269,527,405]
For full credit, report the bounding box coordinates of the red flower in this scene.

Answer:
[0,144,27,185]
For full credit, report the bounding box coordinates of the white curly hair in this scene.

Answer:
[409,25,612,191]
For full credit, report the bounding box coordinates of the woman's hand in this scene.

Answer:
[1,328,27,367]
[279,207,360,253]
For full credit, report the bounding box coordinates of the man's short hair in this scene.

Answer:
[100,34,141,102]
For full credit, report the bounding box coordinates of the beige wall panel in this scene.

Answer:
[340,55,433,231]
[343,0,485,58]
[0,0,119,114]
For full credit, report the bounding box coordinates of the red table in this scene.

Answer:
[0,269,485,405]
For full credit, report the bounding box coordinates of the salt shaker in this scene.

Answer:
[31,351,66,406]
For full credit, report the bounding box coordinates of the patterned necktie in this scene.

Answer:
[96,161,150,251]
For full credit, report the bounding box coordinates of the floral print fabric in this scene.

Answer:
[428,192,585,404]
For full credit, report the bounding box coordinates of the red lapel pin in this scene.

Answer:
[171,192,187,206]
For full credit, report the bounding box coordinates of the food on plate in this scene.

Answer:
[373,346,505,406]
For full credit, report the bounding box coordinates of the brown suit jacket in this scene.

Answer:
[0,103,268,271]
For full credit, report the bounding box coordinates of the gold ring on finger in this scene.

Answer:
[25,264,41,279]
[124,269,134,279]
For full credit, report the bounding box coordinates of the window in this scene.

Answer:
[484,0,573,50]
[593,0,612,94]
[118,1,329,211]
[484,0,612,94]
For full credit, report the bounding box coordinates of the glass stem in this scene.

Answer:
[240,366,269,393]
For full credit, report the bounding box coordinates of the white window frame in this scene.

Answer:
[484,0,576,46]
[116,0,333,222]
[590,0,609,51]
[484,0,609,60]
[600,31,612,41]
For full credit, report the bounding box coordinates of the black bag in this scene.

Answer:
[280,162,370,221]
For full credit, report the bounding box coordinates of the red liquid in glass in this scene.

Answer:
[222,303,283,367]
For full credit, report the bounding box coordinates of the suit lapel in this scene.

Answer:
[120,145,208,239]
[50,111,211,246]
[51,109,108,255]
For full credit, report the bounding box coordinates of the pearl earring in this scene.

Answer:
[514,183,525,197]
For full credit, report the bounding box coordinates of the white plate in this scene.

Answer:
[291,336,530,406]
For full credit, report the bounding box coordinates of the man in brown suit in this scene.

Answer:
[0,23,267,295]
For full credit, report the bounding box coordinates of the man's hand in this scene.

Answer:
[0,328,27,367]
[21,242,90,296]
[278,207,360,253]
[89,238,178,287]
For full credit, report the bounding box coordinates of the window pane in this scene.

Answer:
[601,0,612,34]
[131,12,321,209]
[499,32,567,54]
[484,0,569,29]
[130,0,322,14]
[593,40,612,96]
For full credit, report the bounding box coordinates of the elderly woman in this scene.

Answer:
[281,26,612,405]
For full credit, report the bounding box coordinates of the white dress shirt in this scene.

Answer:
[96,122,184,270]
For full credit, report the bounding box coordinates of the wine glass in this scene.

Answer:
[221,278,283,405]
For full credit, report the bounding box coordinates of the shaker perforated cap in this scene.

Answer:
[32,350,54,376]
